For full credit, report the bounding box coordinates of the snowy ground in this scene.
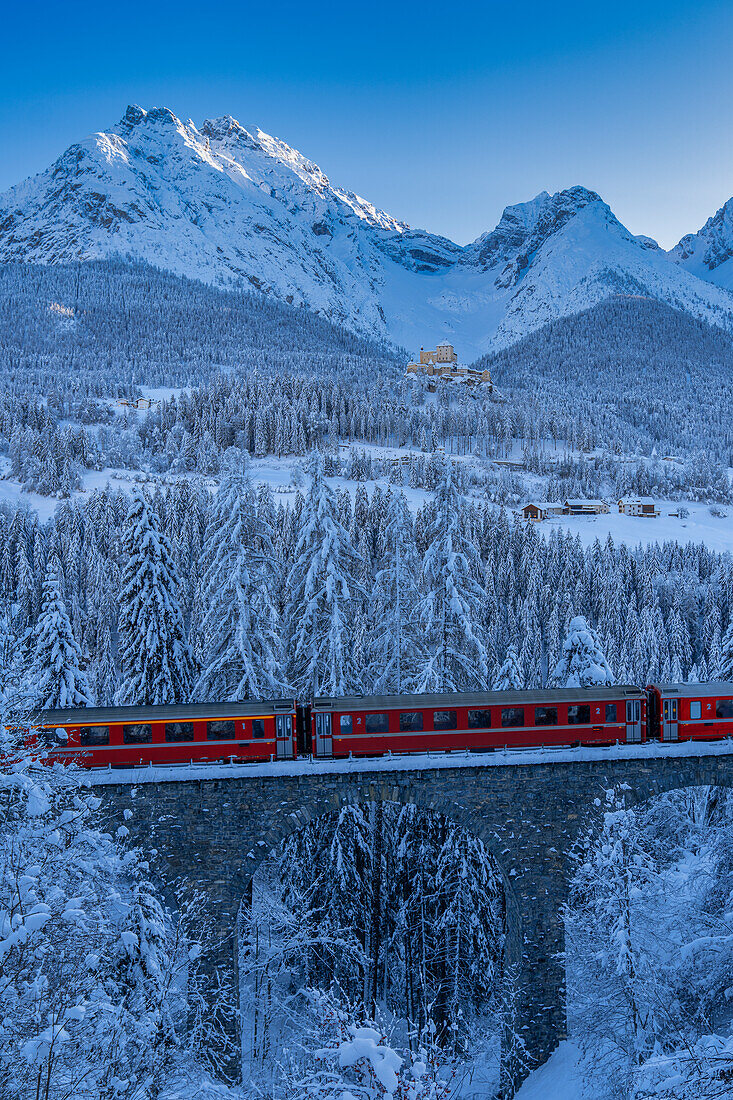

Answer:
[0,459,218,520]
[1,441,731,554]
[156,1042,584,1099]
[514,1042,584,1100]
[160,1062,244,1100]
[537,502,733,553]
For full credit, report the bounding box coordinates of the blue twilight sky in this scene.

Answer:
[2,0,733,248]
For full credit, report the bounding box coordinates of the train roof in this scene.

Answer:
[40,698,296,726]
[313,686,645,710]
[650,681,733,698]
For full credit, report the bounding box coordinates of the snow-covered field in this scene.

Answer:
[533,501,733,552]
[2,447,730,555]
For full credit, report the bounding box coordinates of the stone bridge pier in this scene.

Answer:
[95,747,733,1095]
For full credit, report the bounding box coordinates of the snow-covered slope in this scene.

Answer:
[2,105,733,358]
[671,196,733,291]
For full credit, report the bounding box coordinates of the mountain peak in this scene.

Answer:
[468,185,608,282]
[1,109,732,358]
[201,114,256,144]
[117,104,182,135]
[671,195,733,289]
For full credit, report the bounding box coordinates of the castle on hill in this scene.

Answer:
[405,342,492,390]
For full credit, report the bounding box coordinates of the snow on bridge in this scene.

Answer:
[87,735,733,785]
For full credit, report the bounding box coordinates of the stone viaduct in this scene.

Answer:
[93,743,733,1095]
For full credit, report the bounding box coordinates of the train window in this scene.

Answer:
[123,724,152,744]
[501,707,525,728]
[43,727,69,746]
[252,719,265,738]
[80,725,109,746]
[716,699,733,719]
[208,720,236,741]
[365,713,389,733]
[165,722,194,742]
[468,709,491,729]
[433,710,457,730]
[605,704,618,723]
[568,705,591,725]
[690,701,701,720]
[534,707,558,726]
[400,712,423,732]
[340,715,353,734]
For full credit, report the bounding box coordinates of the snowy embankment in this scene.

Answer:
[86,736,733,786]
[514,1042,584,1100]
[156,1043,585,1100]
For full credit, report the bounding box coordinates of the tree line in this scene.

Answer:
[1,451,732,714]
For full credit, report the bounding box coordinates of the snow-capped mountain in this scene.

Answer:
[2,105,733,358]
[671,196,733,292]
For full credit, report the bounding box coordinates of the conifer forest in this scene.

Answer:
[1,253,733,1100]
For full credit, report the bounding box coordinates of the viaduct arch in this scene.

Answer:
[94,746,733,1095]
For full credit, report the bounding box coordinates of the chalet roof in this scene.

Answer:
[564,499,606,507]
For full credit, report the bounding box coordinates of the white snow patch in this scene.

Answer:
[514,1042,584,1100]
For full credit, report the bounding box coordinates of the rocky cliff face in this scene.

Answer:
[671,196,733,292]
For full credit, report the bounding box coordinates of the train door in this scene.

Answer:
[315,712,333,757]
[662,697,679,742]
[276,713,294,759]
[296,704,311,755]
[625,699,642,743]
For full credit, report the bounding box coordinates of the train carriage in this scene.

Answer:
[39,698,297,768]
[648,681,733,742]
[26,681,733,772]
[311,685,647,758]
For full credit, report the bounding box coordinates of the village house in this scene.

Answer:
[118,396,158,411]
[618,497,659,517]
[521,502,567,521]
[563,499,610,515]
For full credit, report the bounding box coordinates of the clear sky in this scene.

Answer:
[2,0,733,248]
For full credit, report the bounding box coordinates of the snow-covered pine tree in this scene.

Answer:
[0,604,19,707]
[432,822,503,1054]
[193,463,286,701]
[414,456,489,692]
[115,490,193,705]
[284,454,366,696]
[100,872,179,1096]
[550,615,614,687]
[91,624,118,707]
[366,491,423,694]
[493,643,524,690]
[564,789,656,1093]
[716,620,733,681]
[23,562,93,711]
[0,691,191,1100]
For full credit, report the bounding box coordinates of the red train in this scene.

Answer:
[32,680,733,770]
